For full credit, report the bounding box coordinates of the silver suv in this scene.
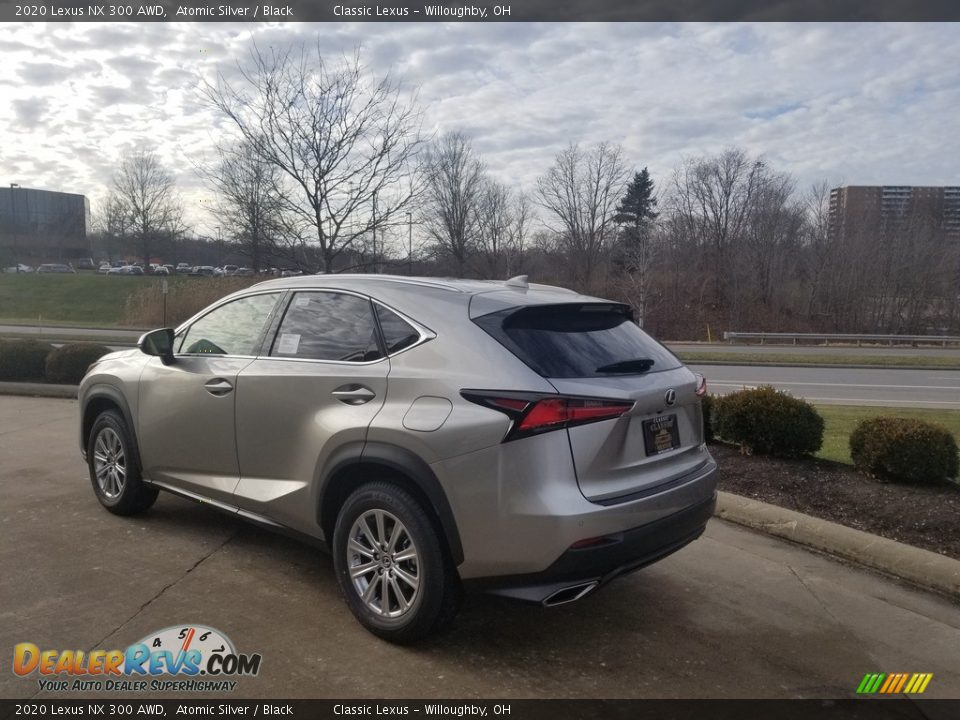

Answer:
[79,275,717,642]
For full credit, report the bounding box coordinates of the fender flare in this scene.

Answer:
[80,384,139,457]
[318,441,464,565]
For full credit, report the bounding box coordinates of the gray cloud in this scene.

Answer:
[0,21,958,230]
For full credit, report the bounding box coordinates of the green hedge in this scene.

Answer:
[850,417,959,484]
[701,394,715,444]
[0,339,55,381]
[714,386,823,458]
[45,343,113,384]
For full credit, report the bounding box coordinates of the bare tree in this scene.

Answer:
[422,132,485,276]
[112,150,184,270]
[200,140,291,272]
[94,192,134,263]
[201,45,426,273]
[536,142,629,288]
[474,180,531,279]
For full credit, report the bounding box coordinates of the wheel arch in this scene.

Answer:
[81,385,139,462]
[318,442,464,566]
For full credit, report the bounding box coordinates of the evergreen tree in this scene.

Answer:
[614,168,658,326]
[614,167,658,240]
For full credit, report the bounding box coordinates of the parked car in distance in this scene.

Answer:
[223,265,239,276]
[188,266,217,277]
[107,265,144,276]
[36,263,76,274]
[78,275,716,643]
[3,263,34,273]
[234,267,255,277]
[176,263,192,273]
[154,266,171,276]
[75,258,96,271]
[98,263,112,274]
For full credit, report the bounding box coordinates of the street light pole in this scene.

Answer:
[9,184,20,273]
[407,211,412,276]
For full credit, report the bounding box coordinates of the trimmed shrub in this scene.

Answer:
[850,417,959,484]
[45,343,113,384]
[714,385,823,458]
[700,394,715,444]
[0,339,55,381]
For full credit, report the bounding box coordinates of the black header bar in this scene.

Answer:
[0,0,958,22]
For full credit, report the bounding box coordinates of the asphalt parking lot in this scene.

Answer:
[1,396,959,699]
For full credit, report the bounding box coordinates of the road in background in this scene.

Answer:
[691,364,960,409]
[0,323,143,340]
[669,342,960,358]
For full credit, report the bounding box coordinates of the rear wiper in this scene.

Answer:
[595,358,655,374]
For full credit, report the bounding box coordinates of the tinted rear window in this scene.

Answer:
[474,304,681,378]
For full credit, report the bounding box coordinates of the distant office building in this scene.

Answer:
[828,185,960,241]
[0,186,91,264]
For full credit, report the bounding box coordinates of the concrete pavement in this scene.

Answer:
[671,342,960,358]
[1,396,959,699]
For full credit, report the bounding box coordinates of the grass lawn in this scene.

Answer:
[815,405,960,465]
[677,350,960,369]
[0,273,152,327]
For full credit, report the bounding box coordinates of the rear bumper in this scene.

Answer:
[465,492,716,605]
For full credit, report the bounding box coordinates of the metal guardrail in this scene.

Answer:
[723,332,960,347]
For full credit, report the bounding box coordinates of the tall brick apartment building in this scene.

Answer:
[828,185,960,241]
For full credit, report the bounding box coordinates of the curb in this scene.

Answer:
[0,382,78,399]
[715,491,960,599]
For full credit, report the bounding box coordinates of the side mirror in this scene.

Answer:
[138,328,176,366]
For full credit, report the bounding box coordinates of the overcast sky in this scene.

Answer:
[1,22,958,233]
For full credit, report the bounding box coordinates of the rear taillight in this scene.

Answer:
[694,373,707,397]
[462,391,633,441]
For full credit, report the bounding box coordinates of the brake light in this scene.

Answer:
[462,391,633,441]
[694,373,707,398]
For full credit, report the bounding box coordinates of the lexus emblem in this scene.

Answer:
[665,389,677,406]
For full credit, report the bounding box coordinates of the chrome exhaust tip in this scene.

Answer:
[541,581,599,607]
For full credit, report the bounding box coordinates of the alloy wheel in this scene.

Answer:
[347,509,421,618]
[92,427,126,500]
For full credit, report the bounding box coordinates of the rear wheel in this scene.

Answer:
[332,482,459,643]
[87,410,158,515]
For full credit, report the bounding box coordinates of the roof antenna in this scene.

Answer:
[505,274,529,290]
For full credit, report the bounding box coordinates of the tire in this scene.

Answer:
[87,410,158,515]
[332,482,460,643]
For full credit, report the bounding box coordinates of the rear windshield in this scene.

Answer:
[473,303,681,378]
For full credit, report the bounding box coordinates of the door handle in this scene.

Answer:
[332,384,376,405]
[204,378,234,396]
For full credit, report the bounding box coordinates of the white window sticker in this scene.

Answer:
[294,296,310,308]
[277,333,301,355]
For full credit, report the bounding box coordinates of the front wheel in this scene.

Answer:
[87,410,158,515]
[332,482,459,643]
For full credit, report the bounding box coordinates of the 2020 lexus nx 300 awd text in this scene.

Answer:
[79,275,717,642]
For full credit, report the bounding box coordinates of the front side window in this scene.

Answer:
[179,293,281,356]
[270,292,382,362]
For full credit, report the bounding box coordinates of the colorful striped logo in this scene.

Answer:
[857,673,933,695]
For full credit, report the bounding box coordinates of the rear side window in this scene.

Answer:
[375,305,421,355]
[270,292,382,363]
[473,304,681,378]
